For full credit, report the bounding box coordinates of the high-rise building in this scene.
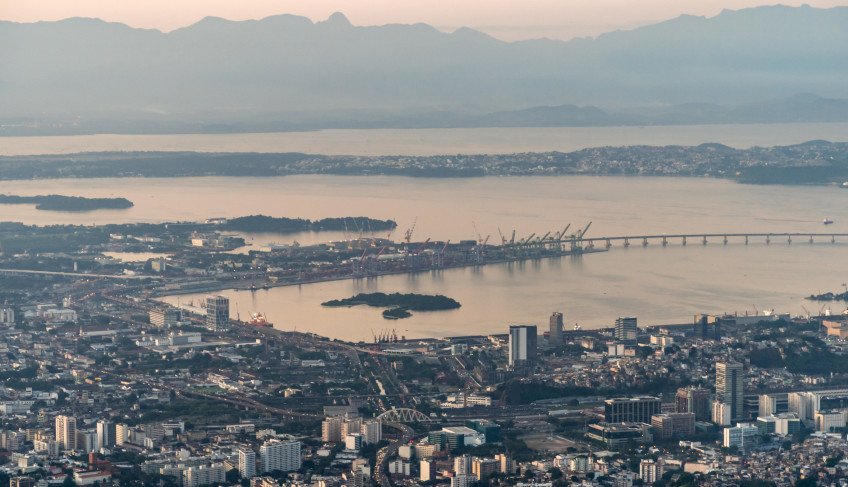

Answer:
[55,415,77,451]
[675,387,711,421]
[361,420,382,445]
[453,454,472,475]
[471,458,499,481]
[420,459,436,482]
[322,417,342,443]
[206,295,230,331]
[95,420,115,451]
[604,397,661,423]
[614,317,638,344]
[238,448,256,479]
[259,440,301,473]
[549,312,564,346]
[341,417,362,438]
[115,423,129,445]
[183,464,226,487]
[76,429,96,453]
[716,361,745,421]
[693,315,721,340]
[723,423,760,451]
[639,459,660,484]
[651,413,695,439]
[508,325,537,368]
[0,308,14,325]
[345,433,363,451]
[450,474,474,487]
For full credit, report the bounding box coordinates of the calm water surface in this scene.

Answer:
[2,123,848,156]
[1,174,845,341]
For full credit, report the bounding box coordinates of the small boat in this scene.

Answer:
[823,218,834,225]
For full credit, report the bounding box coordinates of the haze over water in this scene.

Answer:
[3,170,848,341]
[3,123,848,156]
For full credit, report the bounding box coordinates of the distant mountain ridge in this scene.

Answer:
[1,5,847,134]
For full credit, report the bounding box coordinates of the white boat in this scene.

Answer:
[823,218,834,225]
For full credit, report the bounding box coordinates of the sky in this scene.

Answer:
[2,0,847,40]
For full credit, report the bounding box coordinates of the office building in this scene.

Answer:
[10,478,35,487]
[675,387,711,421]
[614,317,638,344]
[693,314,722,340]
[723,424,760,451]
[651,413,695,439]
[259,440,301,473]
[716,361,744,421]
[756,413,801,436]
[494,453,511,474]
[549,312,564,345]
[586,423,653,447]
[115,423,129,446]
[815,411,846,432]
[95,420,115,451]
[149,307,182,328]
[604,396,661,423]
[712,402,732,426]
[759,393,789,416]
[76,429,96,453]
[55,415,77,451]
[206,295,230,331]
[508,325,537,368]
[238,448,256,479]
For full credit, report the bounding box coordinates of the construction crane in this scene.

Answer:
[521,233,536,245]
[472,221,483,245]
[510,230,516,245]
[578,221,592,239]
[556,224,571,240]
[498,227,507,245]
[539,231,551,242]
[801,305,812,319]
[404,217,417,244]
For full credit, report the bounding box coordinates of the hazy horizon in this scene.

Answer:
[3,0,848,41]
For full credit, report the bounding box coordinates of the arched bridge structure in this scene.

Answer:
[377,408,434,423]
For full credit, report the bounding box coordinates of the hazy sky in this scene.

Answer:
[2,0,847,40]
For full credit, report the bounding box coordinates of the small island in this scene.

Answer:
[222,215,397,234]
[808,291,848,302]
[0,194,134,212]
[322,292,461,320]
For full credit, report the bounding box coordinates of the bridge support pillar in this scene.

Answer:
[810,235,814,244]
[788,235,792,245]
[605,239,612,249]
[766,235,770,245]
[624,238,630,247]
[642,237,648,247]
[702,236,708,245]
[745,236,748,245]
[833,235,836,244]
[723,235,728,245]
[662,236,668,246]
[682,236,686,246]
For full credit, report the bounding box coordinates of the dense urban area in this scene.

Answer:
[2,141,848,185]
[2,214,848,487]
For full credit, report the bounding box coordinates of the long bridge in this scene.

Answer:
[579,232,848,249]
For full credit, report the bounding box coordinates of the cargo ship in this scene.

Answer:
[247,312,273,328]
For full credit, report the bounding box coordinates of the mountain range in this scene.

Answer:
[1,5,847,134]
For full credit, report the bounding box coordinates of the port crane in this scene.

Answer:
[404,218,417,244]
